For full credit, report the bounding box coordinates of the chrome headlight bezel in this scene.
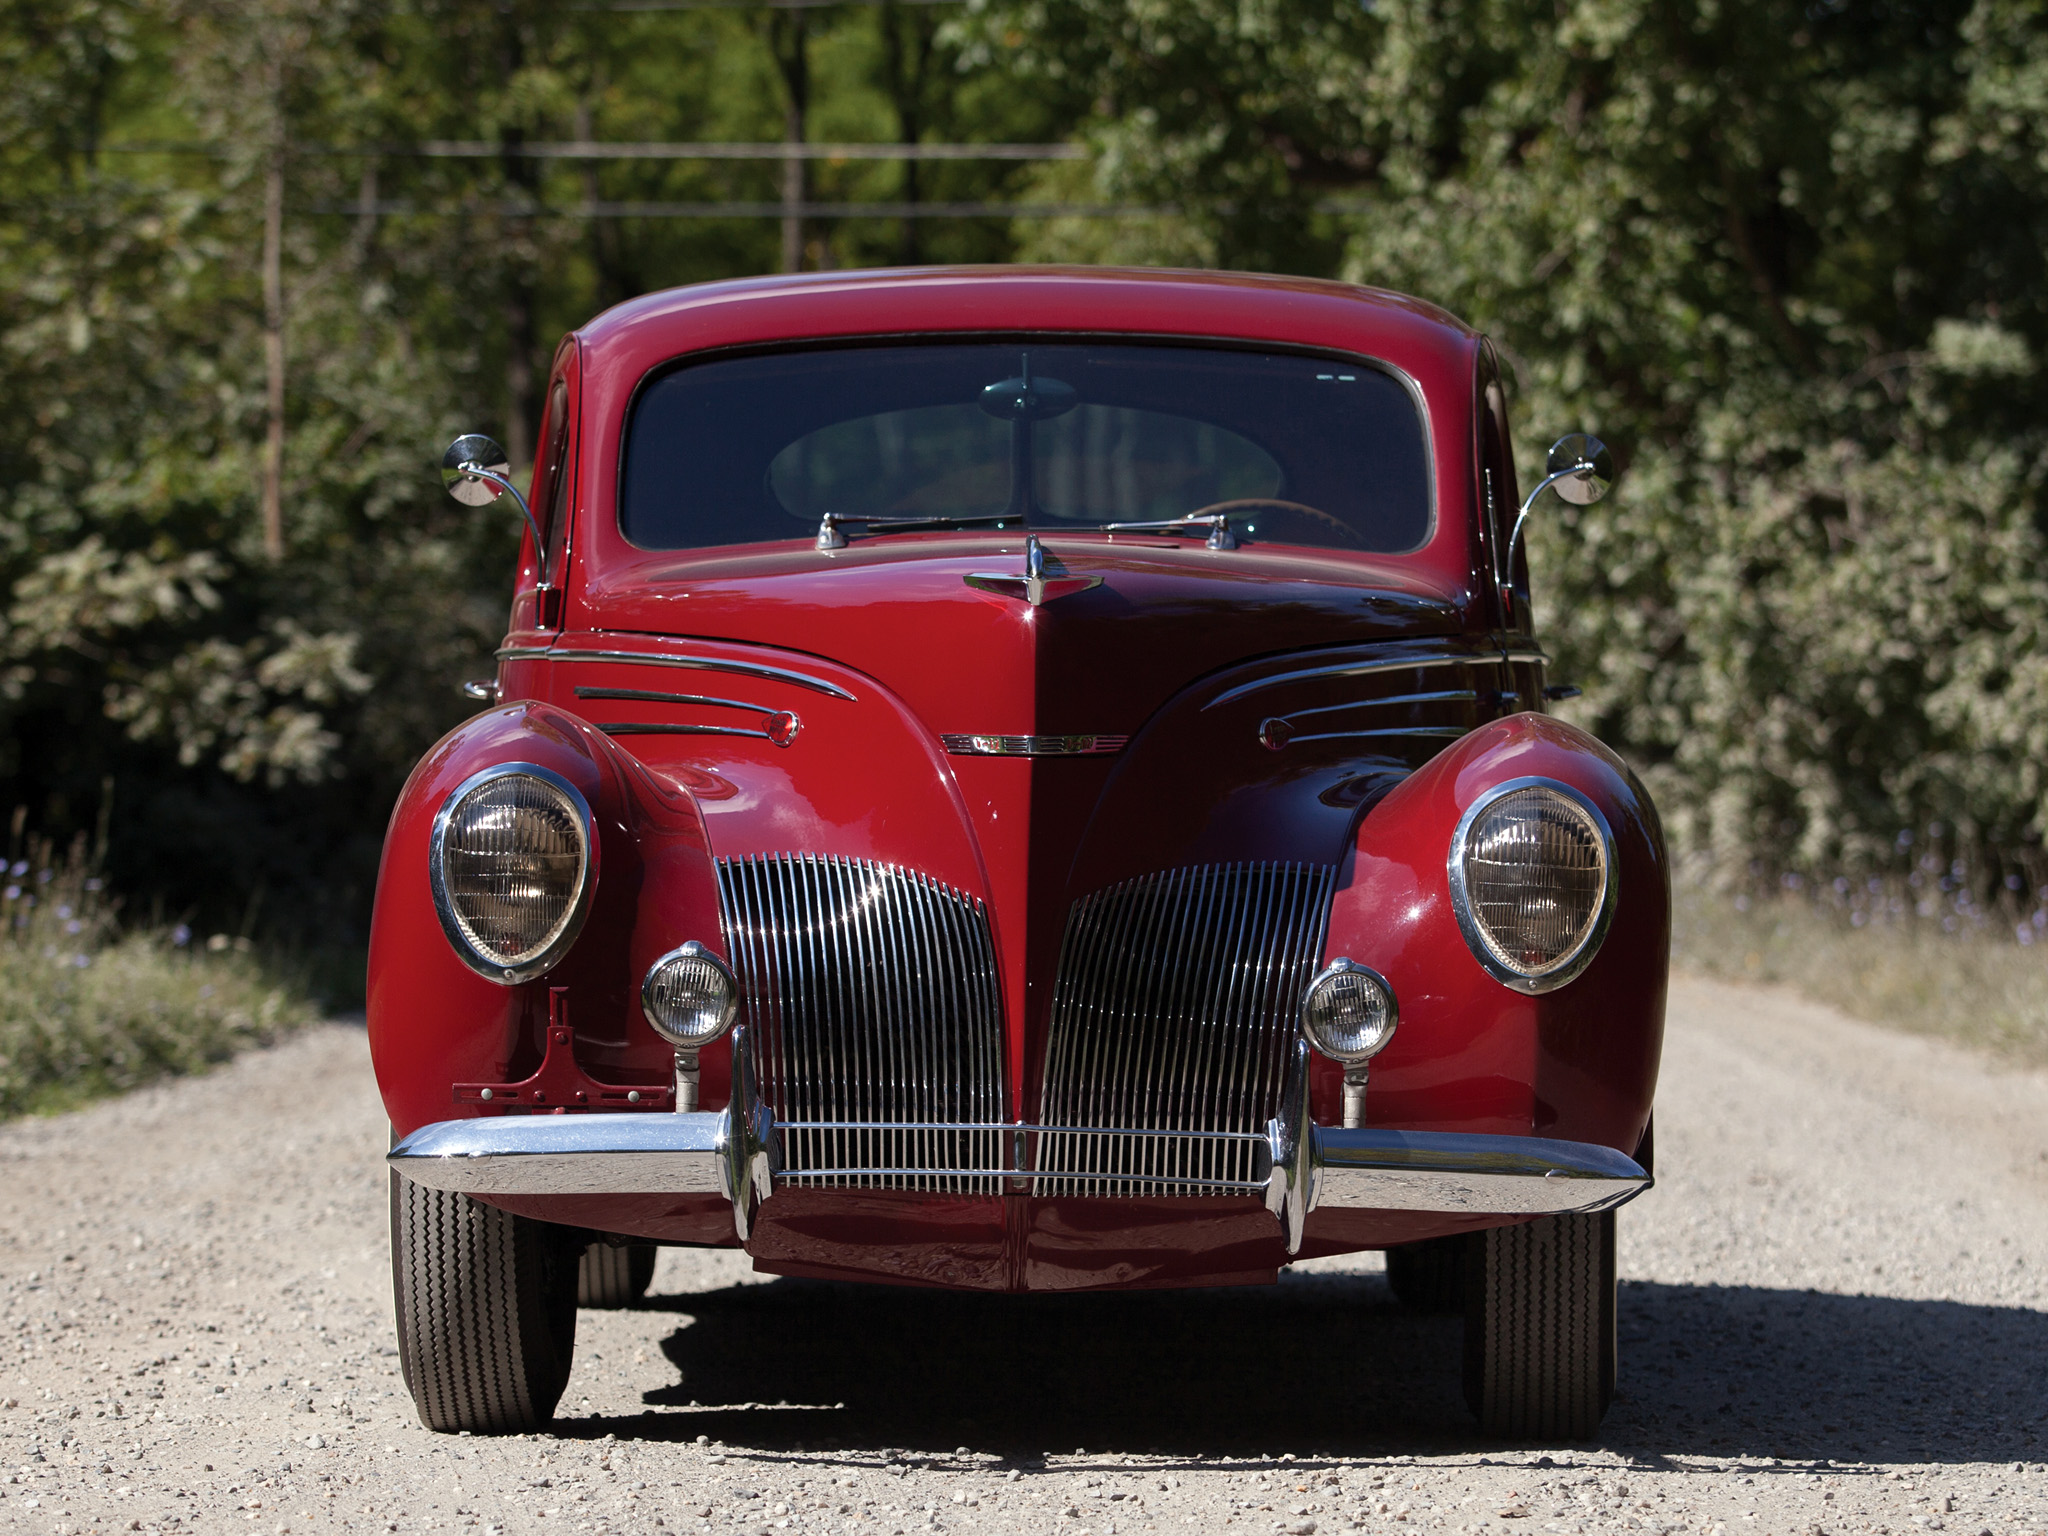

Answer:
[640,940,740,1049]
[428,762,596,985]
[1446,775,1618,995]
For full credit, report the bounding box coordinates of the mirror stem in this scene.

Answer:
[1501,460,1593,606]
[458,463,549,584]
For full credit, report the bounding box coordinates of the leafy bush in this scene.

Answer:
[985,0,2048,895]
[0,841,315,1117]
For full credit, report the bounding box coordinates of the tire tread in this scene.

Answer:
[1463,1211,1616,1440]
[391,1174,576,1434]
[577,1243,658,1308]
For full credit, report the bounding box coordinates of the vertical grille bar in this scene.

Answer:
[717,855,1005,1195]
[1038,862,1336,1197]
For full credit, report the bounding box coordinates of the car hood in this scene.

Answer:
[579,535,1470,739]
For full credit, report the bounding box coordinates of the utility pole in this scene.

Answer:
[767,9,809,272]
[260,58,286,563]
[882,1,937,265]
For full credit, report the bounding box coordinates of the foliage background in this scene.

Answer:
[5,0,2048,983]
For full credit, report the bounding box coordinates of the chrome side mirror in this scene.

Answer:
[1502,433,1614,604]
[441,434,547,573]
[442,434,511,506]
[1543,433,1614,506]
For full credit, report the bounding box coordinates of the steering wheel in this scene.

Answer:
[1183,498,1365,549]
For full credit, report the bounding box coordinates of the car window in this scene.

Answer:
[537,377,572,579]
[768,402,1283,524]
[620,341,1431,553]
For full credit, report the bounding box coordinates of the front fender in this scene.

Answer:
[367,702,726,1138]
[1316,713,1667,1153]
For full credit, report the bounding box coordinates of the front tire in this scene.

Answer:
[1462,1210,1616,1439]
[391,1173,579,1433]
[578,1242,657,1308]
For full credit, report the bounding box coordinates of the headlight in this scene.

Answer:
[641,941,740,1049]
[1300,959,1398,1063]
[1448,777,1615,993]
[429,764,594,984]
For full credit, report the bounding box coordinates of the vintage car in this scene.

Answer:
[371,266,1665,1442]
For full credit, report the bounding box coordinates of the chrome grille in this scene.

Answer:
[717,855,1005,1194]
[1038,862,1336,1197]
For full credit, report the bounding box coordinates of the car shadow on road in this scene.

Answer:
[555,1272,2048,1464]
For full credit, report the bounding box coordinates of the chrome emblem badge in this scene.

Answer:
[964,535,1102,607]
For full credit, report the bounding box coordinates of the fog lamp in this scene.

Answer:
[429,764,593,984]
[641,941,739,1049]
[1300,958,1398,1064]
[1448,777,1615,993]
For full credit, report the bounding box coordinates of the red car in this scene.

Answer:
[373,266,1664,1442]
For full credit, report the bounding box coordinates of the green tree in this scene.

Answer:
[0,0,1082,953]
[979,0,2048,887]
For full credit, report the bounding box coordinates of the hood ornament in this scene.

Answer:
[964,535,1102,607]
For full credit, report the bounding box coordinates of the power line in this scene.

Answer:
[105,140,1084,162]
[305,198,1157,219]
[589,0,963,9]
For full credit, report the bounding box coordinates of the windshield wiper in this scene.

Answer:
[1101,512,1241,551]
[816,511,1021,550]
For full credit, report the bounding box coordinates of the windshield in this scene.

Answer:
[619,341,1432,553]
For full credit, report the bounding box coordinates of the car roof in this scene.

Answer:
[575,265,1479,373]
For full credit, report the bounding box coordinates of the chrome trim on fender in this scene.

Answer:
[1204,650,1501,712]
[427,762,595,986]
[575,686,774,713]
[1446,776,1618,995]
[940,733,1129,756]
[1264,724,1469,749]
[496,643,857,701]
[1279,687,1480,723]
[598,721,778,743]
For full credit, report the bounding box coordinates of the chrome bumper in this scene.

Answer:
[388,1037,1648,1250]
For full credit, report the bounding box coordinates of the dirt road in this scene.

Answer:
[1,973,2045,1536]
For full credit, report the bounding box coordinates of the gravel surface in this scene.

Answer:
[1,972,2045,1536]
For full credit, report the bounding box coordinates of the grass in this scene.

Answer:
[0,840,319,1118]
[1672,870,2048,1067]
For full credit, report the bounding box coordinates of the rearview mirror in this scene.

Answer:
[441,434,512,507]
[440,434,546,571]
[1543,434,1614,507]
[1502,433,1616,607]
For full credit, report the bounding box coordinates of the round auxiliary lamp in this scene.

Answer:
[641,941,740,1111]
[1299,958,1399,1129]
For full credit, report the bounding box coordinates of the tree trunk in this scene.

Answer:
[501,126,538,471]
[261,130,286,562]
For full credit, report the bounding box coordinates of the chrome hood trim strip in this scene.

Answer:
[495,642,856,700]
[1204,648,1497,712]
